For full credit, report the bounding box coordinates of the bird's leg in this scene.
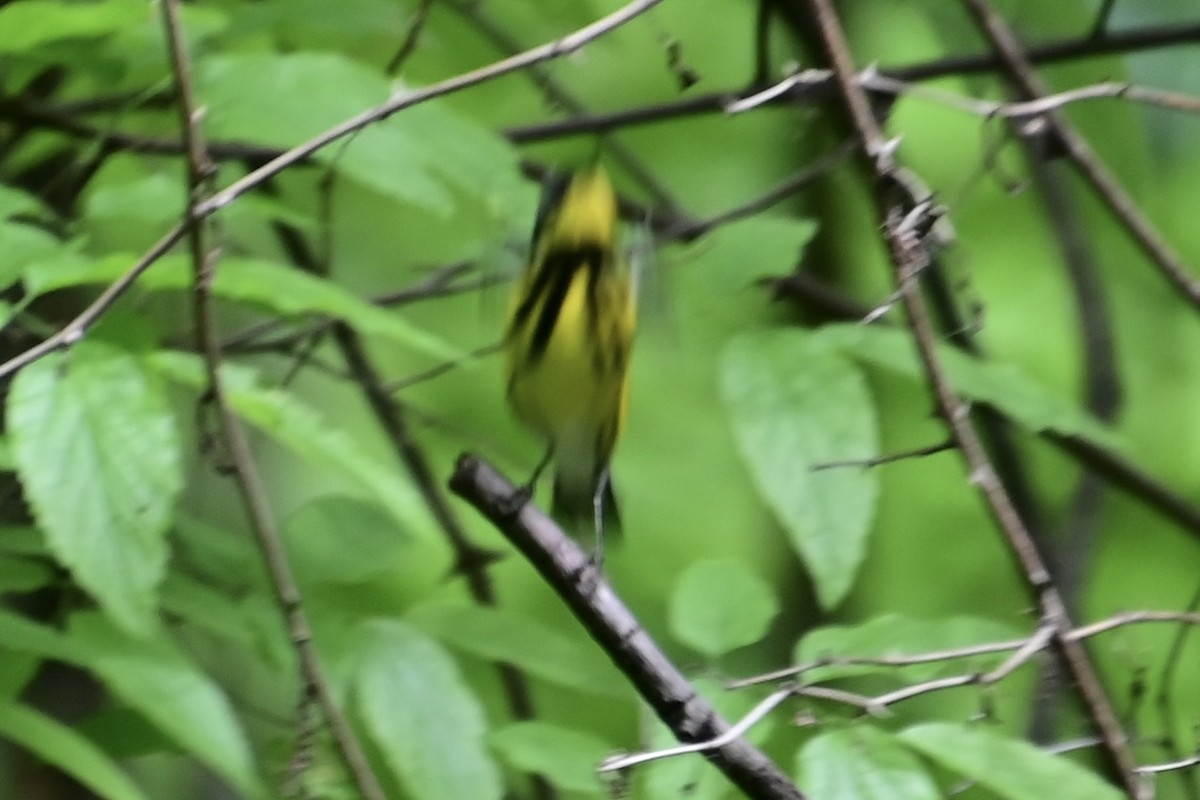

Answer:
[500,443,554,518]
[591,489,605,569]
[588,471,612,570]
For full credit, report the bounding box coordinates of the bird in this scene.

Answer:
[504,165,636,556]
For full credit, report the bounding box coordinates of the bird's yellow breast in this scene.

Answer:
[506,268,629,442]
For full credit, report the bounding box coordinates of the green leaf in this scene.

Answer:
[172,516,261,590]
[721,329,879,608]
[0,221,67,289]
[285,496,407,586]
[68,613,266,798]
[796,725,940,800]
[815,324,1123,449]
[76,708,178,760]
[489,721,610,795]
[669,216,819,345]
[795,613,1023,682]
[351,619,502,800]
[0,0,147,52]
[668,559,778,657]
[198,52,521,218]
[0,700,149,800]
[0,525,44,557]
[407,603,626,698]
[0,651,39,699]
[159,574,264,650]
[148,351,432,539]
[0,553,55,592]
[900,723,1124,800]
[8,343,182,634]
[0,183,44,219]
[84,171,183,228]
[25,254,460,361]
[0,608,88,664]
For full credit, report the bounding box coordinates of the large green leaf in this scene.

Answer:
[350,619,502,800]
[668,558,779,658]
[0,0,147,52]
[815,324,1123,449]
[796,725,939,800]
[197,52,521,217]
[68,613,266,798]
[8,343,183,634]
[721,329,879,608]
[795,613,1023,683]
[0,700,149,800]
[24,254,460,361]
[407,603,626,698]
[147,351,432,539]
[489,721,610,796]
[900,723,1123,800]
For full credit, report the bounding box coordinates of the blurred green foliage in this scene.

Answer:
[1,0,1199,798]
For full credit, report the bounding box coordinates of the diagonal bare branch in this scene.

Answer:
[159,2,386,798]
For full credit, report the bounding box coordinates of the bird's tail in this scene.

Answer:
[552,470,622,546]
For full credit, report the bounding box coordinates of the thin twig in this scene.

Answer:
[862,73,1200,121]
[730,610,1200,689]
[159,4,386,799]
[805,0,1143,795]
[1068,611,1200,641]
[599,686,797,772]
[1138,755,1200,776]
[1154,583,1200,799]
[1090,0,1120,39]
[662,139,857,241]
[386,342,502,394]
[450,455,805,800]
[385,0,435,76]
[219,262,491,354]
[811,440,954,471]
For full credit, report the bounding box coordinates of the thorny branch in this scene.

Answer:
[802,0,1146,796]
[450,455,805,800]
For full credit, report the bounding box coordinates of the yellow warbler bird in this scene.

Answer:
[504,166,636,549]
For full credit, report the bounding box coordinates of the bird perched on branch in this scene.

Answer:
[504,165,636,557]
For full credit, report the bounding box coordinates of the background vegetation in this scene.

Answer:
[1,0,1199,798]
